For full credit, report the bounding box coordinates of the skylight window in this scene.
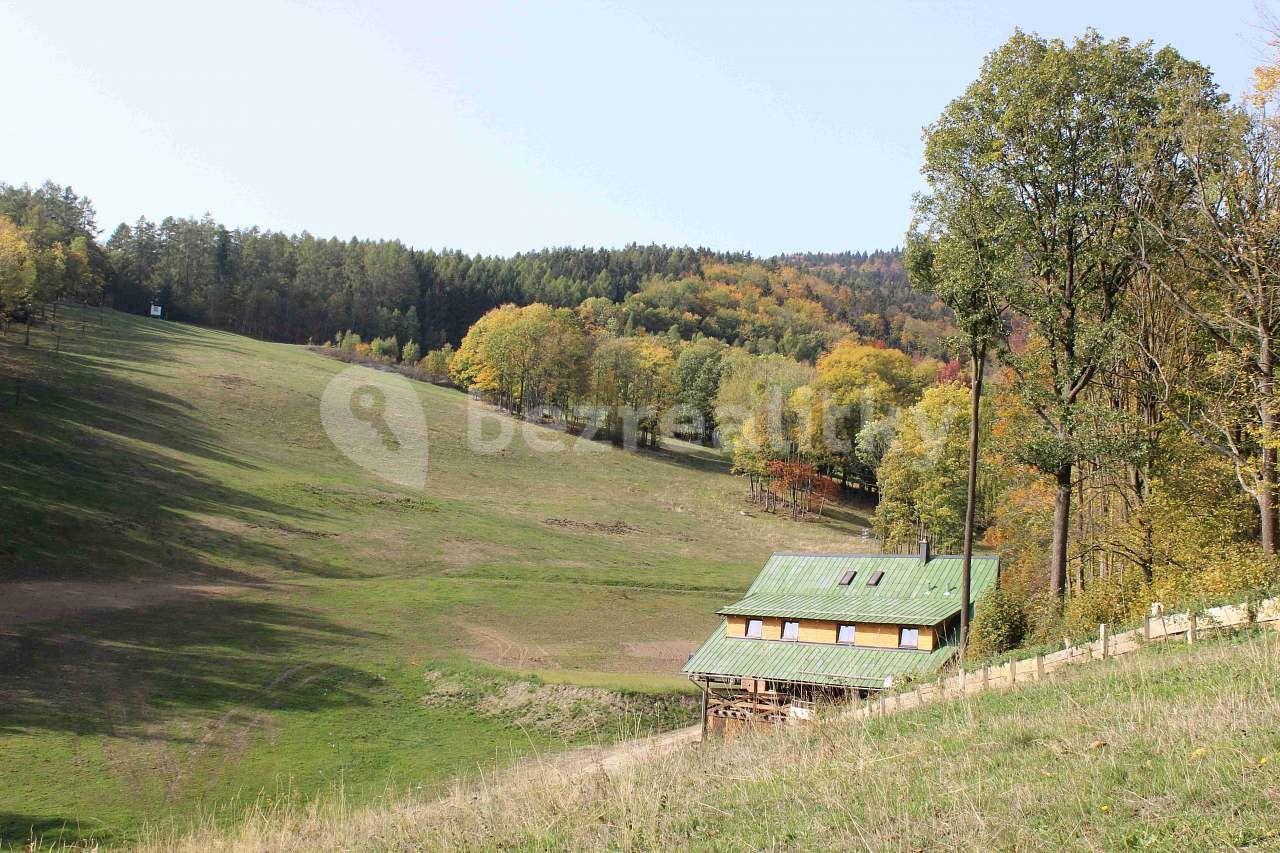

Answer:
[866,570,885,587]
[838,570,857,586]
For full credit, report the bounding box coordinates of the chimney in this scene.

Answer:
[919,535,931,564]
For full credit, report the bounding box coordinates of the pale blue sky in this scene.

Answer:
[0,1,1265,255]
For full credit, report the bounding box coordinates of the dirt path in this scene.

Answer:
[516,722,703,781]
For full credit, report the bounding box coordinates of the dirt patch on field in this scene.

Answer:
[201,373,256,388]
[0,579,243,632]
[544,518,640,535]
[458,622,558,668]
[438,539,520,572]
[197,513,336,540]
[622,639,699,663]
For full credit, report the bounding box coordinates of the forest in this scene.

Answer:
[5,28,1280,664]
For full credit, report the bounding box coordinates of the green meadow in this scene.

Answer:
[0,307,869,847]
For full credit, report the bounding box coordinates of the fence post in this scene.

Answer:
[1035,653,1044,681]
[1099,624,1109,660]
[981,665,989,691]
[1187,612,1197,645]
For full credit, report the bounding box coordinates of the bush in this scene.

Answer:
[967,585,1027,658]
[337,330,362,352]
[370,335,399,362]
[401,340,421,364]
[420,344,454,377]
[1063,564,1150,639]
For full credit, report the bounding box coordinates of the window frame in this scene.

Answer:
[836,623,856,645]
[898,626,920,649]
[745,618,763,639]
[781,620,800,641]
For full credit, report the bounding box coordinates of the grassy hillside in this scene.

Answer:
[0,308,870,848]
[157,628,1280,851]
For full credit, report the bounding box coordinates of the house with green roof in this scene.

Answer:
[684,540,998,734]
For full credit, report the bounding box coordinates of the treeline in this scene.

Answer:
[0,183,109,338]
[0,184,956,360]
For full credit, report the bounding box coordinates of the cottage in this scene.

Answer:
[683,539,999,735]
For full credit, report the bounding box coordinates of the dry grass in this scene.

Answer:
[142,629,1280,852]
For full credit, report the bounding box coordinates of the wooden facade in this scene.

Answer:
[724,614,937,651]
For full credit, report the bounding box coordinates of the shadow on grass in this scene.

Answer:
[0,596,381,740]
[0,309,354,584]
[0,811,103,849]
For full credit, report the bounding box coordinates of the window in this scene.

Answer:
[837,624,856,644]
[782,620,800,641]
[745,618,763,638]
[899,627,920,649]
[867,570,885,587]
[838,570,857,586]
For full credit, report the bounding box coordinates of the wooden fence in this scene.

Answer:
[841,594,1280,722]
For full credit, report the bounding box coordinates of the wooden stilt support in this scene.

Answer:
[700,680,708,741]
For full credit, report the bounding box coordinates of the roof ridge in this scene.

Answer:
[767,551,999,559]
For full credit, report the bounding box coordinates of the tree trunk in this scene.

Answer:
[959,347,985,657]
[1259,332,1277,554]
[1050,464,1073,600]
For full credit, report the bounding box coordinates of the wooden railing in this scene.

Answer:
[839,594,1280,722]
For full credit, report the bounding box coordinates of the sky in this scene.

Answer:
[0,0,1268,256]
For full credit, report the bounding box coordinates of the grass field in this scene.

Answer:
[157,627,1280,851]
[0,307,871,848]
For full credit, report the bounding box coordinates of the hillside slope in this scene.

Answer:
[159,629,1280,851]
[0,308,871,847]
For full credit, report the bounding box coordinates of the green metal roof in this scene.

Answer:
[683,620,955,687]
[683,551,998,687]
[718,552,999,626]
[718,592,965,625]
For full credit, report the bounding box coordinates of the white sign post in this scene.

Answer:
[149,304,162,318]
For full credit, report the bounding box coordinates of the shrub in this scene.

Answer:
[370,335,399,362]
[401,340,421,364]
[337,330,362,352]
[1063,564,1150,639]
[420,344,454,377]
[967,585,1027,658]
